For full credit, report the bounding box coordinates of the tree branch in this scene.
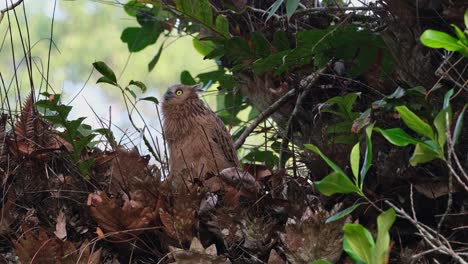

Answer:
[0,0,23,13]
[0,0,24,24]
[234,88,298,149]
[279,62,331,168]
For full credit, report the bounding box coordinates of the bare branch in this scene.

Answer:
[279,62,331,168]
[0,0,24,13]
[0,0,24,24]
[234,88,298,150]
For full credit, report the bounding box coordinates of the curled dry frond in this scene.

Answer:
[279,204,351,263]
[168,237,231,264]
[14,226,102,264]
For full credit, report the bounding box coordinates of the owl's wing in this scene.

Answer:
[208,112,240,167]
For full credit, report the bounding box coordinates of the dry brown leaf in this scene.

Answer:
[169,237,231,264]
[88,192,157,241]
[268,249,286,264]
[280,205,350,263]
[14,226,76,264]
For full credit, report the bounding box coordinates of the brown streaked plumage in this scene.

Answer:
[162,84,240,187]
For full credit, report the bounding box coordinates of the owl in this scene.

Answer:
[162,84,240,187]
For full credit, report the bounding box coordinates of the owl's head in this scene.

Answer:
[162,84,203,105]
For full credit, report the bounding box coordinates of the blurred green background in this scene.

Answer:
[0,0,216,142]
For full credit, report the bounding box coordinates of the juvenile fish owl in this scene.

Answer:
[162,84,240,186]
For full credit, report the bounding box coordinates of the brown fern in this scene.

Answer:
[13,93,38,141]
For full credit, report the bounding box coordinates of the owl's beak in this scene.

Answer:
[164,90,174,101]
[192,83,204,93]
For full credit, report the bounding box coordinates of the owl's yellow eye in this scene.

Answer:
[175,89,183,96]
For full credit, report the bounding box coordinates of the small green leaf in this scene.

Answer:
[420,29,464,51]
[451,24,468,45]
[434,107,452,148]
[315,172,361,196]
[215,15,230,37]
[350,142,360,181]
[195,0,213,26]
[124,0,147,17]
[409,143,440,166]
[251,32,271,58]
[96,76,118,86]
[465,10,468,29]
[193,38,217,56]
[180,70,197,85]
[121,25,162,52]
[125,87,137,99]
[140,96,159,105]
[453,104,467,146]
[266,0,283,21]
[304,144,347,176]
[93,61,117,83]
[129,80,147,92]
[395,105,434,140]
[326,202,366,223]
[148,44,164,72]
[443,89,454,109]
[343,224,375,264]
[285,0,300,18]
[360,124,373,186]
[273,31,290,51]
[372,208,396,264]
[375,127,422,146]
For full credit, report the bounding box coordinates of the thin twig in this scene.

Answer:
[234,88,298,149]
[279,62,331,168]
[0,0,23,13]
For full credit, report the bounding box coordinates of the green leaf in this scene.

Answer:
[343,224,375,264]
[285,0,300,18]
[315,172,361,196]
[251,32,271,58]
[273,31,290,51]
[125,87,137,99]
[121,25,162,52]
[326,121,352,134]
[266,0,283,21]
[453,104,467,146]
[375,127,422,146]
[124,0,147,17]
[372,209,396,264]
[420,29,464,51]
[326,202,366,223]
[140,96,159,105]
[92,61,117,83]
[409,143,440,166]
[193,38,216,56]
[129,80,147,92]
[350,142,360,181]
[180,70,197,85]
[360,124,373,186]
[96,76,118,86]
[451,24,468,45]
[215,15,230,37]
[443,88,454,109]
[304,144,347,176]
[148,44,164,72]
[243,150,278,167]
[434,107,452,148]
[195,0,213,26]
[465,10,468,29]
[395,105,434,140]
